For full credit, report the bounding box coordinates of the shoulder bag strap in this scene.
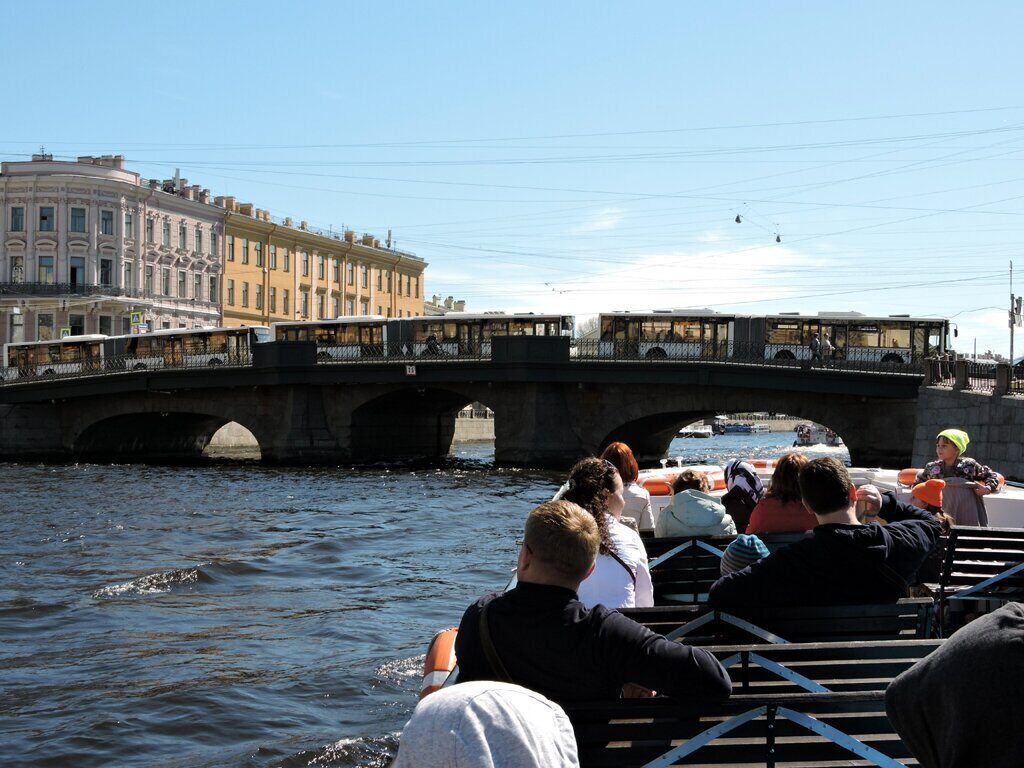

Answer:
[478,602,513,683]
[606,548,637,584]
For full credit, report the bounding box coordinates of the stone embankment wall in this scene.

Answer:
[913,387,1024,482]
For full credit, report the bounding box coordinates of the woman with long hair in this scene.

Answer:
[746,453,817,534]
[562,457,654,609]
[600,442,654,531]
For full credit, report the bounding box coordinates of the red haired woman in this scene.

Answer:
[600,442,654,531]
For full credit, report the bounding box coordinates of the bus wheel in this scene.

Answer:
[645,347,668,360]
[43,368,56,376]
[317,351,331,362]
[208,358,223,366]
[773,350,796,360]
[132,363,147,371]
[881,353,905,364]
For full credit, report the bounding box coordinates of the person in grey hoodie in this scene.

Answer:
[393,680,579,768]
[655,470,737,538]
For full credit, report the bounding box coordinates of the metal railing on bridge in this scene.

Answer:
[0,339,928,387]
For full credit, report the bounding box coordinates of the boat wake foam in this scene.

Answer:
[93,566,212,598]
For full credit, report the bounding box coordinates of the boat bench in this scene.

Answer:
[643,534,809,605]
[936,525,1024,633]
[619,599,934,646]
[563,689,919,768]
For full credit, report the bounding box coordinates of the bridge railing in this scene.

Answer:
[0,350,254,386]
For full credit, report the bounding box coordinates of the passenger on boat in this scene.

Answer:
[885,602,1024,768]
[393,680,579,768]
[720,460,765,533]
[720,534,769,576]
[454,501,732,704]
[599,442,654,531]
[909,479,953,586]
[914,429,999,526]
[745,453,817,535]
[654,470,737,538]
[708,457,942,610]
[563,457,653,609]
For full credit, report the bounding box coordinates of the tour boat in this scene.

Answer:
[677,424,714,438]
[793,423,844,447]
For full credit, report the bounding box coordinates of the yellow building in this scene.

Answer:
[217,198,426,327]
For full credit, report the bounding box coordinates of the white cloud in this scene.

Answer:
[570,207,625,234]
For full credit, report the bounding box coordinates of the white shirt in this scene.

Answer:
[577,515,654,609]
[622,481,654,531]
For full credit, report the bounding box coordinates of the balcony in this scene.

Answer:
[0,282,145,298]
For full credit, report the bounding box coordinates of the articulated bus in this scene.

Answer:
[597,311,735,359]
[3,335,107,380]
[105,326,270,370]
[750,313,951,364]
[394,313,574,356]
[271,317,387,361]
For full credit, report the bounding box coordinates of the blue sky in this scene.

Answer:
[4,1,1023,354]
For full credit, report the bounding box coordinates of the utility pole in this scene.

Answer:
[1012,260,1016,365]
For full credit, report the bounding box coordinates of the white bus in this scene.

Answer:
[396,313,574,356]
[3,335,107,380]
[271,317,387,361]
[596,311,735,359]
[106,326,269,371]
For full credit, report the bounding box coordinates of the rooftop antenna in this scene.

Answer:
[173,168,181,193]
[39,145,46,155]
[386,229,392,249]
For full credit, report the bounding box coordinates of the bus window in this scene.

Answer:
[641,319,671,342]
[927,325,945,355]
[766,320,802,345]
[671,320,700,342]
[848,324,880,348]
[600,318,613,341]
[879,322,911,349]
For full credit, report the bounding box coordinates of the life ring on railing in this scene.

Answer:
[640,469,725,493]
[898,467,1006,491]
[746,459,778,472]
[420,628,458,699]
[641,478,674,496]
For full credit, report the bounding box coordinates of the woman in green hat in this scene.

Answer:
[914,429,1000,526]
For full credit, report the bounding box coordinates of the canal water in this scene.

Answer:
[1,434,848,768]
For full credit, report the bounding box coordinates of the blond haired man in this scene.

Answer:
[454,501,732,703]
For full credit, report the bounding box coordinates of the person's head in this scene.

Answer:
[720,534,770,576]
[798,457,854,517]
[724,460,765,506]
[765,452,808,503]
[393,680,579,768]
[936,429,969,462]
[600,442,639,485]
[912,478,945,513]
[562,457,623,551]
[519,501,600,588]
[672,469,710,495]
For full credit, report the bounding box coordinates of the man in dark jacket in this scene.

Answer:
[708,457,942,610]
[455,500,732,704]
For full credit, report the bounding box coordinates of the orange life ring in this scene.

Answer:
[898,467,1006,491]
[746,459,778,472]
[420,627,458,699]
[641,478,674,496]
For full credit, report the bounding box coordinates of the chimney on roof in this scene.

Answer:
[453,300,466,311]
[182,186,195,201]
[33,153,54,162]
[150,179,160,190]
[432,294,440,304]
[284,217,293,227]
[77,155,95,165]
[199,188,210,204]
[299,220,308,231]
[444,296,454,310]
[344,230,355,243]
[113,155,125,170]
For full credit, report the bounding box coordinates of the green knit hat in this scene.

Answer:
[937,428,969,455]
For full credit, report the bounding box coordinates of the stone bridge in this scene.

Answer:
[0,338,923,468]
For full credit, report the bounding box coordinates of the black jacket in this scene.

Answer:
[455,581,732,704]
[708,492,941,611]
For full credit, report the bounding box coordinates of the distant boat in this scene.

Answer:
[722,422,771,434]
[678,425,714,438]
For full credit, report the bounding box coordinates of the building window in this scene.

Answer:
[406,275,411,296]
[398,309,402,318]
[361,299,370,315]
[332,259,340,282]
[38,254,55,283]
[302,251,309,277]
[255,242,263,267]
[269,287,277,313]
[210,231,219,256]
[377,305,382,315]
[345,298,354,315]
[121,317,130,334]
[332,296,340,317]
[386,307,392,318]
[347,262,354,285]
[194,272,202,302]
[124,261,134,293]
[241,282,249,308]
[145,265,154,294]
[227,279,235,305]
[179,223,187,249]
[209,275,218,302]
[162,222,171,247]
[361,264,368,289]
[125,212,134,239]
[387,271,392,292]
[317,253,325,279]
[282,248,290,272]
[396,273,402,296]
[317,293,325,319]
[178,270,187,298]
[69,313,85,336]
[242,238,249,264]
[414,276,419,298]
[70,207,86,233]
[226,234,234,261]
[283,289,290,315]
[269,245,277,270]
[70,256,86,286]
[99,316,112,335]
[162,268,171,296]
[376,270,383,290]
[100,258,113,286]
[37,313,54,341]
[10,206,24,232]
[255,284,264,310]
[195,226,203,254]
[39,206,55,232]
[101,210,114,236]
[301,289,309,318]
[146,218,154,242]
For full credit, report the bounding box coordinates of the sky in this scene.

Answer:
[3,1,1023,355]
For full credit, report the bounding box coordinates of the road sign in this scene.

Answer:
[59,326,72,339]
[405,365,417,376]
[130,311,143,325]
